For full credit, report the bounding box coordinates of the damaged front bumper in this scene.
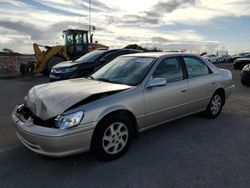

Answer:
[12,105,95,157]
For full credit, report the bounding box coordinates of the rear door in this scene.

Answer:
[143,57,189,128]
[182,56,218,112]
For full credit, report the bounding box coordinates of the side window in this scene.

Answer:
[75,34,83,44]
[83,33,88,44]
[183,57,210,78]
[153,58,184,83]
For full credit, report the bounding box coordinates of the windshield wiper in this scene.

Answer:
[95,77,112,83]
[87,76,95,80]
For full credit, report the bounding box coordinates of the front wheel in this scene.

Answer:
[241,79,250,86]
[203,93,223,118]
[91,114,134,160]
[42,56,65,76]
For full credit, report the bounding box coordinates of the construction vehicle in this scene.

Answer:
[25,29,108,75]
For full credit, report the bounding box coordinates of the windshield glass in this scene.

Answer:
[76,50,106,63]
[91,56,155,86]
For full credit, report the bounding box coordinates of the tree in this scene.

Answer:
[2,48,14,53]
[124,44,162,52]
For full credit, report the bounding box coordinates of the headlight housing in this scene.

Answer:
[53,67,77,74]
[56,111,84,129]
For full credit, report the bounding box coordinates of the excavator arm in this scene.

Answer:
[33,43,70,74]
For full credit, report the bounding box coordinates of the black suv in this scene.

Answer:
[49,49,142,81]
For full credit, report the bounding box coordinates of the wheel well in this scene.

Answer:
[47,55,66,62]
[214,88,225,106]
[96,110,139,137]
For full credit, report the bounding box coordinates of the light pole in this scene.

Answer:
[89,0,91,35]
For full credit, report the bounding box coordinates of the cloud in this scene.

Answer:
[124,15,160,25]
[0,20,43,40]
[151,37,172,43]
[120,0,197,25]
[0,0,250,53]
[145,0,197,17]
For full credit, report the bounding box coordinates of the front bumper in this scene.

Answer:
[241,73,250,85]
[12,105,95,157]
[225,84,235,99]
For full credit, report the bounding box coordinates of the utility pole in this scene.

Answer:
[89,0,91,35]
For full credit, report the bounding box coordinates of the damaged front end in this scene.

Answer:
[11,78,132,156]
[16,104,57,128]
[16,104,86,130]
[11,104,95,157]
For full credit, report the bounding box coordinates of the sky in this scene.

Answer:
[0,0,250,54]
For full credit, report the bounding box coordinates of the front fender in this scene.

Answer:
[96,104,134,123]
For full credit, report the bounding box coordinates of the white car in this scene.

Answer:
[203,55,219,64]
[219,55,232,63]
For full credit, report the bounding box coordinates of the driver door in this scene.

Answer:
[143,57,189,128]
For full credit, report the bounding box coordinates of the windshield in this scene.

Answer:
[91,56,155,86]
[76,50,106,63]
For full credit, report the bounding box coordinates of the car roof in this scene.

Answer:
[95,48,142,54]
[122,52,197,58]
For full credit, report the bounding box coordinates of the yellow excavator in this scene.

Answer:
[22,29,108,75]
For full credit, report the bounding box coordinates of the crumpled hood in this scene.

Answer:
[24,78,132,120]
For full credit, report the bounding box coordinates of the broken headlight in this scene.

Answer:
[56,111,84,129]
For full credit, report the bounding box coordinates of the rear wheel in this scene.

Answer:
[42,56,65,76]
[203,92,223,118]
[91,114,134,160]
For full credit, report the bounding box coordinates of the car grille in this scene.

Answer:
[242,74,250,80]
[18,106,56,128]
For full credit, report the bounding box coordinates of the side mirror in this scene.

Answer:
[146,78,167,88]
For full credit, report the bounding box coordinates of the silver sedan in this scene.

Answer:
[12,53,234,160]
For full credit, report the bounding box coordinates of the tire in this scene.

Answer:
[233,63,238,70]
[42,56,65,76]
[91,113,134,160]
[203,92,223,118]
[241,79,250,86]
[241,79,246,86]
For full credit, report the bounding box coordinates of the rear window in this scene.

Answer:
[76,50,106,62]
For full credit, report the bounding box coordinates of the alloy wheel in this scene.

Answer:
[211,94,222,115]
[102,122,128,154]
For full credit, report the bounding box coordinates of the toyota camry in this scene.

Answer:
[12,53,234,160]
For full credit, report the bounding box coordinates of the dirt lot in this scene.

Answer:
[0,63,249,188]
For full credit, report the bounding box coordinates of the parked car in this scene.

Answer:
[218,55,233,63]
[241,64,250,86]
[49,49,142,81]
[203,55,219,64]
[12,53,234,160]
[232,52,250,61]
[233,55,250,70]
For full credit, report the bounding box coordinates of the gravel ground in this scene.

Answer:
[0,64,249,188]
